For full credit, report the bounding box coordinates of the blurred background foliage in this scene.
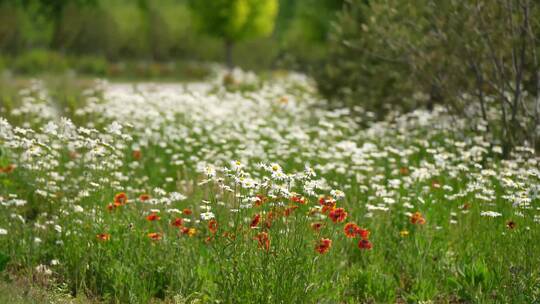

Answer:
[0,0,339,76]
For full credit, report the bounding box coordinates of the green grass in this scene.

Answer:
[0,276,95,304]
[0,74,539,303]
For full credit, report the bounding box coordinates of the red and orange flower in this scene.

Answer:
[96,233,110,241]
[171,217,183,228]
[284,205,298,217]
[250,214,261,228]
[146,212,161,221]
[291,195,306,205]
[208,219,218,234]
[358,239,373,250]
[328,208,348,223]
[0,164,16,174]
[344,222,371,241]
[132,149,142,160]
[139,194,151,202]
[254,194,267,207]
[343,222,360,238]
[264,212,274,229]
[114,192,128,205]
[181,227,196,237]
[315,238,332,254]
[410,212,426,225]
[319,196,336,214]
[254,232,270,251]
[357,228,370,240]
[506,220,516,229]
[311,222,324,232]
[147,232,162,241]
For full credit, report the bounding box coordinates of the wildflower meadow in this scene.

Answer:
[0,70,539,303]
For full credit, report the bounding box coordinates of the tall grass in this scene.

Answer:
[0,72,539,303]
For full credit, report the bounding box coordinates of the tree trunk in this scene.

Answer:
[225,40,234,70]
[51,17,63,51]
[535,70,540,150]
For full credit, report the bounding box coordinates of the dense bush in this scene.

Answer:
[71,55,107,76]
[2,50,213,80]
[13,49,69,74]
[314,1,431,115]
[316,0,540,153]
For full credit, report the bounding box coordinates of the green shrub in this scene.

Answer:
[179,62,212,80]
[13,49,68,74]
[72,55,107,76]
[313,1,420,116]
[316,0,540,152]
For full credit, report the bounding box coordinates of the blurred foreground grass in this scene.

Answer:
[0,277,93,304]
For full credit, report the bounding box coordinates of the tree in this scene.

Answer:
[21,0,98,48]
[292,0,345,43]
[189,0,278,69]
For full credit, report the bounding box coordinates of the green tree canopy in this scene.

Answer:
[21,0,98,20]
[189,0,278,68]
[15,0,99,48]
